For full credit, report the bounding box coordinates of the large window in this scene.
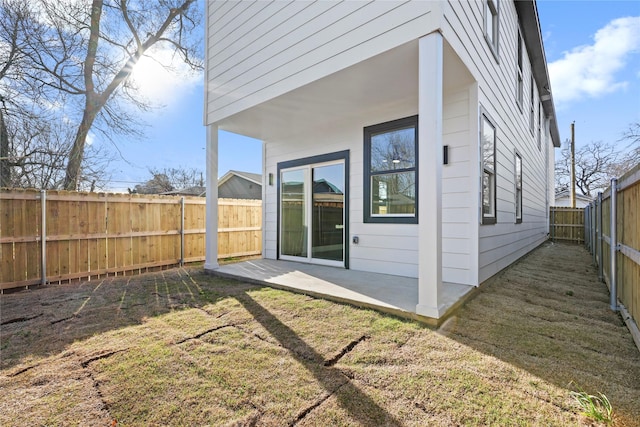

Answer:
[481,113,496,225]
[484,0,499,57]
[515,153,522,223]
[364,116,418,224]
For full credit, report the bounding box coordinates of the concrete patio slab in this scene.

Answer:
[209,259,475,325]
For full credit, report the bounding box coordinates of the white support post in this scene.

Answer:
[416,32,443,318]
[204,125,220,270]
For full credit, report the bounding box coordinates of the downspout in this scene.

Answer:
[609,178,618,312]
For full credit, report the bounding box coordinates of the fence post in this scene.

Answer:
[597,192,603,281]
[40,189,46,286]
[180,197,185,267]
[610,178,618,312]
[584,205,590,251]
[592,200,597,264]
[550,207,555,242]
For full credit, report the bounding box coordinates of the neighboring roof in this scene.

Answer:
[554,190,593,202]
[161,186,206,197]
[514,1,561,148]
[219,170,262,186]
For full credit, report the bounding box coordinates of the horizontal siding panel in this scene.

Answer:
[207,1,436,123]
[350,258,418,278]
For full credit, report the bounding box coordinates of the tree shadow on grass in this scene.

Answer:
[0,268,253,371]
[236,291,401,426]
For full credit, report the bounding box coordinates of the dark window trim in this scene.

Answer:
[480,110,497,225]
[515,151,523,224]
[276,150,350,269]
[363,115,418,224]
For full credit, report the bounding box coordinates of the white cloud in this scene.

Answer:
[129,45,202,107]
[548,16,640,106]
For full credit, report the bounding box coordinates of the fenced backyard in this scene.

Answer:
[584,164,640,344]
[550,164,640,351]
[0,189,261,291]
[1,242,639,425]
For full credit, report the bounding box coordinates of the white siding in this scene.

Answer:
[442,85,477,285]
[264,104,420,277]
[206,0,439,124]
[442,1,550,283]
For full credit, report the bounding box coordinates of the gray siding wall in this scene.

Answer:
[219,176,262,200]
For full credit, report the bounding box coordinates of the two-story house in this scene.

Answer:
[203,0,560,322]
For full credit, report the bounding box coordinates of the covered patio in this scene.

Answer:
[210,259,475,326]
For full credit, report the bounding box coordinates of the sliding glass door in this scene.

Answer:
[280,160,345,267]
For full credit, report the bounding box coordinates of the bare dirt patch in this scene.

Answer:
[1,243,639,426]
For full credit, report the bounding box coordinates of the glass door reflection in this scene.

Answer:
[311,163,344,262]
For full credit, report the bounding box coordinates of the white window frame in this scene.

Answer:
[484,0,500,59]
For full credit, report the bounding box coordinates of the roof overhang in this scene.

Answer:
[515,0,561,147]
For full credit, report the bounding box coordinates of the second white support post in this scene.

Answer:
[416,32,444,318]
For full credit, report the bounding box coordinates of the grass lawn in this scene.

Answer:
[1,243,639,426]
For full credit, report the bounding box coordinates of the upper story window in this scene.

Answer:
[529,75,535,134]
[484,0,499,58]
[481,112,497,225]
[364,116,418,224]
[516,30,524,108]
[515,153,522,223]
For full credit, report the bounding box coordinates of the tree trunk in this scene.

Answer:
[0,107,9,188]
[63,105,99,190]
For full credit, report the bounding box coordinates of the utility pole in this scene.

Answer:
[570,121,576,208]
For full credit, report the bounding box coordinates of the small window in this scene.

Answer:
[515,153,522,223]
[481,113,496,225]
[516,30,524,108]
[529,75,535,134]
[484,0,499,57]
[364,116,418,224]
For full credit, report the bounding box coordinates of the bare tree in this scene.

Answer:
[132,173,174,194]
[4,113,116,190]
[555,140,629,196]
[0,0,36,187]
[131,166,203,194]
[11,0,201,190]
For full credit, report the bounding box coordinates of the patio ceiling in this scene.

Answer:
[217,39,473,143]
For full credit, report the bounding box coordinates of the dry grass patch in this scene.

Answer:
[1,243,639,426]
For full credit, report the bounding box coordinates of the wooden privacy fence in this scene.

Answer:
[584,163,640,344]
[549,207,585,244]
[0,189,262,291]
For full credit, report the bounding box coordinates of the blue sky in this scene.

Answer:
[106,1,640,192]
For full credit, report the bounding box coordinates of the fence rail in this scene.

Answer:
[0,190,261,291]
